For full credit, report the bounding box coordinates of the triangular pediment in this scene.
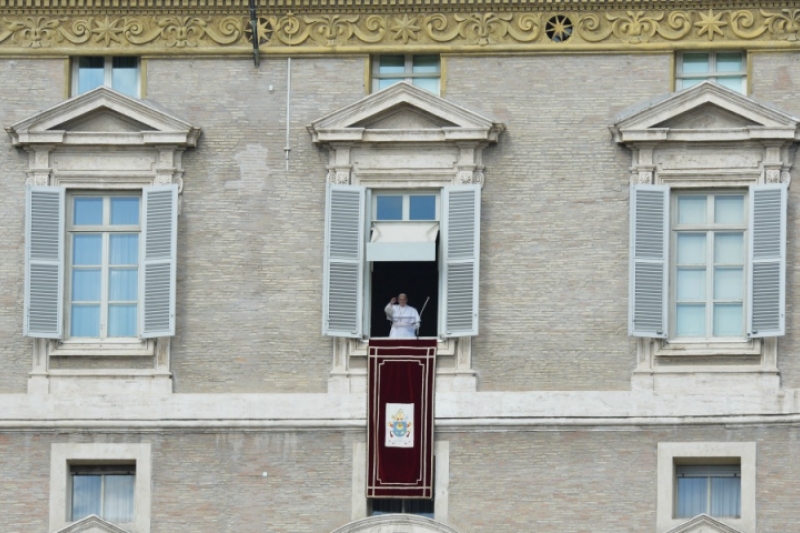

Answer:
[54,514,130,533]
[309,81,503,144]
[7,86,200,147]
[664,514,744,533]
[611,81,799,143]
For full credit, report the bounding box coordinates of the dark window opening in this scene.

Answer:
[370,497,434,518]
[370,258,439,338]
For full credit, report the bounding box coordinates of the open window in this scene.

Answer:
[310,82,503,392]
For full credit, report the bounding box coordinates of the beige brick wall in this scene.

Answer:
[2,426,800,533]
[0,59,66,393]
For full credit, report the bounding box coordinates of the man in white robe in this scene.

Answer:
[384,293,421,338]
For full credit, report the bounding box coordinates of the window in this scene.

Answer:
[372,55,441,95]
[70,464,136,523]
[50,443,151,533]
[24,185,178,341]
[676,52,746,94]
[672,192,746,340]
[657,443,755,533]
[370,498,434,519]
[323,184,480,339]
[629,184,786,341]
[68,194,141,339]
[676,464,741,519]
[73,56,139,98]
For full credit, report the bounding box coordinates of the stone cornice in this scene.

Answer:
[2,5,800,53]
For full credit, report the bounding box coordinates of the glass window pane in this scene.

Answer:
[74,198,104,225]
[72,475,102,520]
[714,233,744,264]
[109,269,138,301]
[714,304,743,337]
[405,498,435,518]
[376,196,403,220]
[73,235,102,265]
[677,234,706,264]
[110,234,139,265]
[677,268,706,301]
[681,53,710,74]
[111,197,140,225]
[412,55,440,74]
[77,57,105,95]
[378,55,406,75]
[412,77,440,95]
[676,304,706,337]
[409,195,436,220]
[677,477,708,518]
[72,269,101,302]
[714,267,743,300]
[103,474,135,522]
[716,52,744,72]
[678,196,706,224]
[710,476,741,518]
[108,305,137,337]
[378,78,404,91]
[717,76,745,94]
[371,498,403,515]
[714,195,744,224]
[111,57,138,97]
[679,78,706,90]
[71,305,100,337]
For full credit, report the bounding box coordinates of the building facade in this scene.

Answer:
[1,1,800,532]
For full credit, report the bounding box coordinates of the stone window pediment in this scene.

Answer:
[664,514,745,533]
[54,515,132,533]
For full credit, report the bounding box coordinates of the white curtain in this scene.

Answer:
[711,476,741,517]
[72,475,101,520]
[103,475,135,523]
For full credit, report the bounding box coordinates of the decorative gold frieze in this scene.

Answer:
[2,9,800,53]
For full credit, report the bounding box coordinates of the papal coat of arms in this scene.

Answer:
[385,403,414,448]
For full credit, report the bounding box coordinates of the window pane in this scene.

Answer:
[412,55,440,74]
[72,475,102,520]
[412,77,440,95]
[378,78,403,91]
[714,304,743,337]
[714,233,744,264]
[405,498,435,518]
[110,234,139,265]
[111,57,138,97]
[677,477,708,518]
[103,474,135,522]
[73,235,102,265]
[677,268,706,301]
[717,76,745,93]
[71,305,100,337]
[371,498,403,515]
[679,78,706,90]
[681,53,710,74]
[677,234,706,264]
[678,196,706,224]
[74,198,104,225]
[710,476,741,518]
[378,55,406,74]
[714,267,743,300]
[717,52,744,72]
[109,269,138,300]
[409,195,436,220]
[714,195,744,224]
[108,305,137,337]
[111,197,140,225]
[77,56,105,94]
[72,269,101,301]
[376,196,403,220]
[676,304,706,337]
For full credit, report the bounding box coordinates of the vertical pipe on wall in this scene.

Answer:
[285,57,292,172]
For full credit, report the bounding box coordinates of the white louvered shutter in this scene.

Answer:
[440,184,481,338]
[748,183,787,338]
[629,184,669,338]
[139,184,178,338]
[24,186,65,338]
[322,184,365,337]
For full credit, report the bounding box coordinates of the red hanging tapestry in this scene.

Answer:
[367,338,436,499]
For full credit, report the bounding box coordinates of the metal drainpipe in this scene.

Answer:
[285,57,291,172]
